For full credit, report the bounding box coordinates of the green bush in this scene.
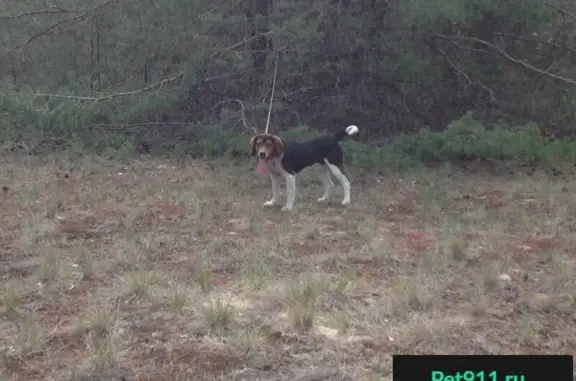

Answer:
[2,99,576,168]
[343,112,575,167]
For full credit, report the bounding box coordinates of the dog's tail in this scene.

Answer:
[334,125,359,143]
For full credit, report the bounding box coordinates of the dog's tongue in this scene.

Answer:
[255,160,269,175]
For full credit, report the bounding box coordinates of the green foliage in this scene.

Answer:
[2,0,576,171]
[280,126,319,141]
[193,126,246,157]
[386,112,549,162]
[3,102,576,168]
[344,112,576,167]
[539,139,576,161]
[0,95,101,142]
[2,0,575,142]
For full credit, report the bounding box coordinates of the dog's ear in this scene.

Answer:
[270,135,285,157]
[249,136,258,156]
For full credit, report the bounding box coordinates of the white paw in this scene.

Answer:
[281,205,293,212]
[264,200,276,207]
[317,197,329,202]
[341,199,350,206]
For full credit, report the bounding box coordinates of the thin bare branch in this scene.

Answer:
[234,99,258,134]
[0,15,86,63]
[468,36,576,86]
[210,31,273,58]
[544,0,576,21]
[435,48,472,87]
[0,8,78,20]
[432,32,576,86]
[18,72,233,101]
[0,0,117,64]
[493,33,576,55]
[435,47,496,102]
[19,72,184,101]
[93,122,190,130]
[184,0,233,27]
[280,86,316,99]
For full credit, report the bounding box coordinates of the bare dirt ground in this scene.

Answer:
[0,153,575,381]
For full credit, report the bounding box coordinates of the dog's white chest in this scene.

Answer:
[268,159,285,175]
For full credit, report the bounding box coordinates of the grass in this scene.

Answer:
[0,152,575,380]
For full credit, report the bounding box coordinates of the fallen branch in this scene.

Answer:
[93,122,190,130]
[13,72,233,101]
[21,72,184,100]
[12,53,241,102]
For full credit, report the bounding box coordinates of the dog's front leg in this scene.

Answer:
[264,173,282,207]
[281,174,296,211]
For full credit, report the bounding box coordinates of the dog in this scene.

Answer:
[249,125,359,211]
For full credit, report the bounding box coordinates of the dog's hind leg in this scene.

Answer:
[317,164,335,202]
[281,174,296,211]
[324,160,351,205]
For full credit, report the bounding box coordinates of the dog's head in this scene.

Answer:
[249,134,285,160]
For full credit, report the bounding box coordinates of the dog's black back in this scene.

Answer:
[280,133,347,175]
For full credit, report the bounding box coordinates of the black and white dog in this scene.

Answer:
[249,125,359,211]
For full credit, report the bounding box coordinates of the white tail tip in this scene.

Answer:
[345,125,359,135]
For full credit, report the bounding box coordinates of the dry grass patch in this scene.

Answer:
[35,248,63,283]
[75,246,95,280]
[1,154,576,380]
[74,299,118,339]
[283,274,329,330]
[165,280,191,314]
[2,280,22,321]
[191,258,213,293]
[242,247,274,290]
[127,269,157,300]
[203,298,236,331]
[15,310,42,353]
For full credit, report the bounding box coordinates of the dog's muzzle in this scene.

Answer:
[258,152,267,159]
